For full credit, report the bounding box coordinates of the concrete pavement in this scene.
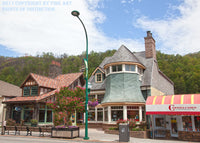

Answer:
[0,128,193,143]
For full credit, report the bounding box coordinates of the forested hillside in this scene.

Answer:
[0,50,199,94]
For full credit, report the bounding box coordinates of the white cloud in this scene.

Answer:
[0,0,143,56]
[135,0,200,55]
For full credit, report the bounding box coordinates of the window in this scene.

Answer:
[23,105,33,123]
[125,65,135,72]
[195,116,200,131]
[96,73,102,82]
[104,107,108,121]
[97,108,103,121]
[39,110,45,122]
[39,105,52,123]
[88,107,95,121]
[23,86,38,96]
[111,106,123,121]
[155,118,165,127]
[112,65,122,72]
[182,116,192,131]
[23,87,30,96]
[31,86,38,95]
[47,110,53,122]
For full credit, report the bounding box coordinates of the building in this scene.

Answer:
[88,31,174,127]
[146,94,200,141]
[3,61,85,126]
[0,80,21,125]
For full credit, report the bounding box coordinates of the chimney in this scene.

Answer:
[49,61,62,78]
[144,31,156,59]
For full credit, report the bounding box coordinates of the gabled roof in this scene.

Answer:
[104,45,143,66]
[5,72,84,103]
[91,67,105,76]
[21,72,84,89]
[20,73,59,89]
[55,72,83,87]
[0,80,21,97]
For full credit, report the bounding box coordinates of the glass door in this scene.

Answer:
[171,117,178,137]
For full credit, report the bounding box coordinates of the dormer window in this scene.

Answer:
[95,73,102,83]
[112,65,122,72]
[23,86,38,96]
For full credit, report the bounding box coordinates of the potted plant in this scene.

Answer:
[30,119,38,127]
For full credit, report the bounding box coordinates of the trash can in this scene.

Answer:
[119,123,130,142]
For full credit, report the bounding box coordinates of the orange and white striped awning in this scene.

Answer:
[146,94,200,115]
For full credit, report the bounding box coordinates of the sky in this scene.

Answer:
[0,0,200,57]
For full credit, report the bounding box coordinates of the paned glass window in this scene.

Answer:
[195,116,200,131]
[24,110,33,123]
[111,106,123,121]
[96,73,102,82]
[182,116,192,131]
[39,105,52,123]
[97,108,103,121]
[88,107,95,121]
[125,65,135,71]
[23,87,30,96]
[112,65,122,72]
[47,110,52,122]
[31,86,38,96]
[39,110,45,122]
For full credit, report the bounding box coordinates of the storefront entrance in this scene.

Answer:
[170,117,178,137]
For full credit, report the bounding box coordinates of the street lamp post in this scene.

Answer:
[71,10,89,140]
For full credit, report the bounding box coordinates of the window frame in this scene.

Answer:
[23,86,38,96]
[95,73,103,83]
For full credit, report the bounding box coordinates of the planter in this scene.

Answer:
[51,127,79,138]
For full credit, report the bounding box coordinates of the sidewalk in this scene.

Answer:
[1,128,191,143]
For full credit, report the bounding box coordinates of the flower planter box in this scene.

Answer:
[51,127,79,139]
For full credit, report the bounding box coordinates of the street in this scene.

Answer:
[0,135,101,143]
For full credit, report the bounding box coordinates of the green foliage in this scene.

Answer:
[157,51,200,94]
[109,127,118,130]
[132,128,143,131]
[30,119,38,124]
[0,50,199,94]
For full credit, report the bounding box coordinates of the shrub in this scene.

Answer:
[30,119,38,124]
[109,127,118,130]
[6,119,16,126]
[132,128,143,131]
[129,119,137,129]
[139,121,147,131]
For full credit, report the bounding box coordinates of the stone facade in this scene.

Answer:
[178,131,200,142]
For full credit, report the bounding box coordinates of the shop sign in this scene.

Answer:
[168,105,197,111]
[15,107,22,111]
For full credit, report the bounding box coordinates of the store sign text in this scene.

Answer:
[169,105,197,111]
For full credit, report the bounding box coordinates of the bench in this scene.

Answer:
[4,126,52,136]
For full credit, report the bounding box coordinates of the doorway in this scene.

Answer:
[170,117,178,137]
